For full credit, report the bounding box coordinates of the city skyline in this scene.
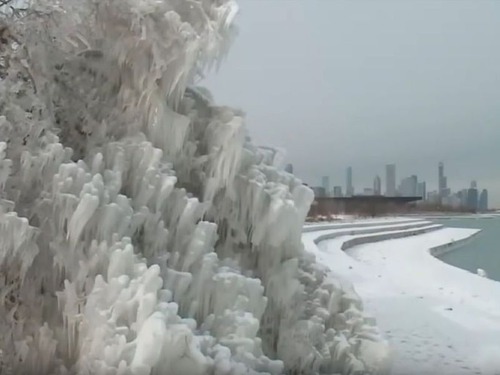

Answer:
[314,161,491,208]
[204,0,500,208]
[314,162,490,201]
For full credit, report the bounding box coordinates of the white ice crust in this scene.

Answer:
[0,0,389,374]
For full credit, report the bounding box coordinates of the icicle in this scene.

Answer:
[67,193,99,249]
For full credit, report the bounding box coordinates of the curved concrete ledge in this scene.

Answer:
[307,222,443,251]
[308,221,433,244]
[303,218,419,233]
[340,224,443,251]
[305,220,482,277]
[429,229,482,257]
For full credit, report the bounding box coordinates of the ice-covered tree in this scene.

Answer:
[0,0,390,374]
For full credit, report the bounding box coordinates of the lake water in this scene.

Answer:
[432,216,500,282]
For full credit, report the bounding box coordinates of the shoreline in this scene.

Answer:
[306,216,489,275]
[428,228,482,257]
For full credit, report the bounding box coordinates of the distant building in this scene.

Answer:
[321,176,330,196]
[442,187,451,198]
[478,189,488,212]
[417,181,426,200]
[466,185,479,212]
[373,175,382,195]
[438,162,444,192]
[284,163,294,174]
[385,164,396,197]
[311,186,326,198]
[399,175,418,197]
[333,186,343,197]
[438,162,448,203]
[457,189,469,208]
[346,167,354,197]
[410,175,418,196]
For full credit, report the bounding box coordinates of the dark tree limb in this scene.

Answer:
[0,0,14,8]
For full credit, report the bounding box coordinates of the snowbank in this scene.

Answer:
[305,219,500,375]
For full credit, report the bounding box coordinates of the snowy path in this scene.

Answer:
[304,219,500,375]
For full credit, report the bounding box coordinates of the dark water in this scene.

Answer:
[432,216,500,282]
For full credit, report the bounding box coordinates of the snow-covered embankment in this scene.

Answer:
[304,218,500,375]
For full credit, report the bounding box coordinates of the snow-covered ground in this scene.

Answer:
[304,218,500,375]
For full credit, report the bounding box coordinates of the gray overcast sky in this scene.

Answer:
[203,0,500,207]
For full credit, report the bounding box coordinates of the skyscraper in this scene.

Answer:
[438,162,448,202]
[311,186,326,198]
[410,175,418,196]
[458,189,469,208]
[333,186,343,197]
[373,175,381,195]
[478,189,488,212]
[399,175,418,197]
[466,182,478,212]
[385,164,396,197]
[321,176,330,196]
[417,181,426,200]
[346,167,353,197]
[438,162,444,181]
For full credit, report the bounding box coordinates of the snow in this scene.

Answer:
[305,218,500,375]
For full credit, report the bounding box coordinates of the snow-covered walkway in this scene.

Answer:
[304,218,500,375]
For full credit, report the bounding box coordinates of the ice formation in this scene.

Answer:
[0,0,390,374]
[477,268,488,278]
